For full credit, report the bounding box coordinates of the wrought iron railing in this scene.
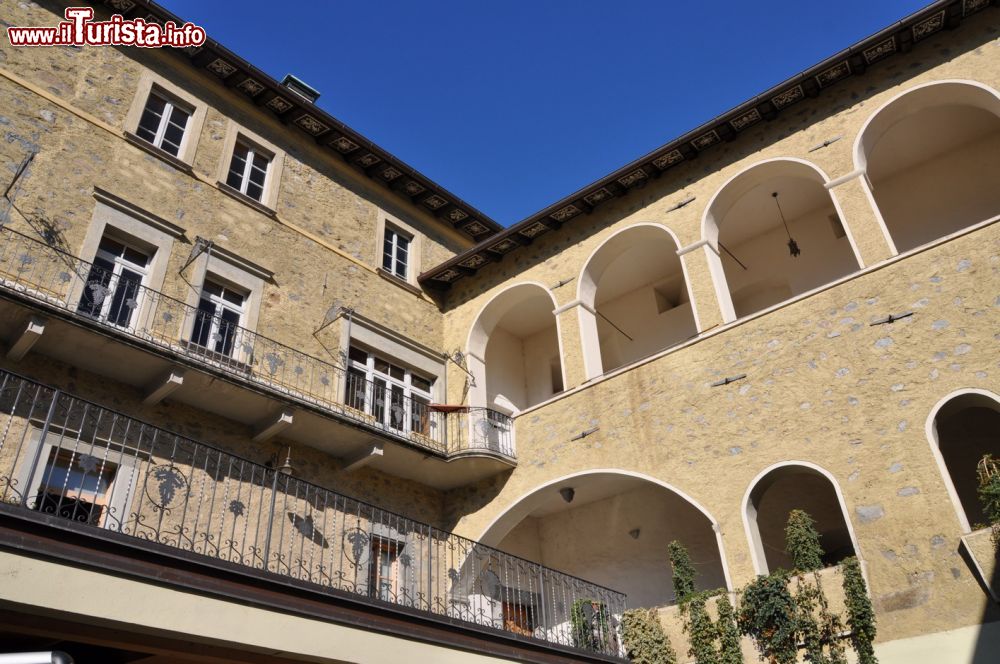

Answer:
[0,226,514,459]
[0,370,625,658]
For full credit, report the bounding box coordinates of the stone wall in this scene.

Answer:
[437,8,1000,646]
[0,0,472,357]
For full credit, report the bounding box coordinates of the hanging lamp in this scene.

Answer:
[773,191,800,257]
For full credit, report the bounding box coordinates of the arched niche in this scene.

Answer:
[702,159,860,322]
[577,224,697,377]
[926,389,1000,533]
[856,80,1000,254]
[743,462,860,574]
[466,283,563,414]
[480,470,731,608]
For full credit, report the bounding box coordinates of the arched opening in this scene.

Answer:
[467,283,562,414]
[481,472,729,611]
[929,390,1000,532]
[857,80,1000,254]
[744,463,857,574]
[578,225,697,376]
[704,160,860,321]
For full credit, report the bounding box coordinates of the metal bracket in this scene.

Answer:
[711,374,747,387]
[870,311,914,326]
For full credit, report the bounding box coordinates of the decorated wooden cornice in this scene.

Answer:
[419,0,996,288]
[94,0,504,242]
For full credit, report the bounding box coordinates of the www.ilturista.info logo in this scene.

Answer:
[7,7,207,48]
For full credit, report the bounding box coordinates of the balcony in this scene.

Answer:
[0,226,514,488]
[0,369,626,660]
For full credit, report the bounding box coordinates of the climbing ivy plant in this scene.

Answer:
[668,539,697,603]
[682,593,718,664]
[785,509,825,573]
[793,572,847,664]
[571,598,612,653]
[841,557,878,664]
[738,571,798,664]
[621,608,677,664]
[715,593,744,664]
[977,453,1000,548]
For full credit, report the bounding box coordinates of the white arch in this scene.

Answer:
[924,388,1000,534]
[575,222,689,304]
[699,157,862,323]
[852,79,1000,171]
[573,223,701,379]
[464,281,565,412]
[851,79,1000,256]
[477,468,734,592]
[741,460,864,576]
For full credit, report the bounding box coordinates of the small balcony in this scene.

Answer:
[0,369,626,660]
[0,226,514,488]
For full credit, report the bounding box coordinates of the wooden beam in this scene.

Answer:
[6,315,45,361]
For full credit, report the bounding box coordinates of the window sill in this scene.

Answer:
[377,268,424,296]
[216,181,277,217]
[123,131,194,174]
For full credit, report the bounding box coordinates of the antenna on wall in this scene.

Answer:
[447,349,476,387]
[179,236,213,274]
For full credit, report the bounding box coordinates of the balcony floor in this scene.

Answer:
[0,294,514,490]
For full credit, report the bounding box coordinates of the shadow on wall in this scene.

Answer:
[965,538,1000,663]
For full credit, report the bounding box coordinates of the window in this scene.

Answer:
[135,90,191,157]
[16,427,144,533]
[33,447,119,526]
[503,600,536,636]
[77,235,151,329]
[190,278,247,357]
[125,71,207,166]
[226,140,271,202]
[345,346,433,437]
[382,226,411,280]
[367,536,404,602]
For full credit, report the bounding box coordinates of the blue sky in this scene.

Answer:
[160,1,931,226]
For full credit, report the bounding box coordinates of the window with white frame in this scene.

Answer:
[190,277,247,357]
[135,89,192,158]
[77,235,151,329]
[382,226,412,280]
[16,427,144,532]
[225,140,271,202]
[345,346,434,437]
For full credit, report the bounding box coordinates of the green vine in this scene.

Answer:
[785,509,825,572]
[682,594,718,664]
[738,571,798,664]
[621,608,677,664]
[977,454,1000,548]
[841,557,878,664]
[793,572,846,664]
[668,540,697,603]
[715,594,744,664]
[571,598,612,652]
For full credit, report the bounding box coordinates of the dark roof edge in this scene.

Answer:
[420,0,992,287]
[99,0,503,240]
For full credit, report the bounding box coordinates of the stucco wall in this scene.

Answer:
[438,8,1000,646]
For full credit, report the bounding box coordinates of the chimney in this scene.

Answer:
[280,74,320,104]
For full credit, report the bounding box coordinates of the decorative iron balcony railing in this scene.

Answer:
[0,370,626,658]
[0,226,513,459]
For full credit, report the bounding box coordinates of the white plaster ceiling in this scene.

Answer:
[523,474,649,517]
[720,175,833,247]
[595,239,683,305]
[495,292,557,338]
[867,104,1000,181]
